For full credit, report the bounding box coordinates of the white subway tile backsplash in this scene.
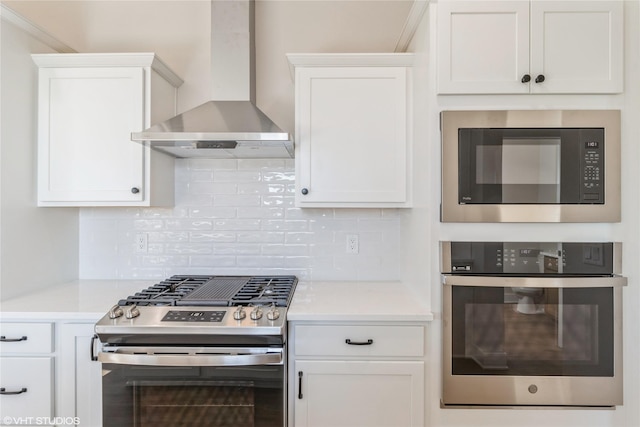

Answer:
[237,231,285,244]
[165,243,213,255]
[214,170,261,183]
[165,219,214,231]
[190,207,236,218]
[189,232,236,243]
[79,159,400,280]
[212,244,261,255]
[213,194,261,207]
[237,207,285,219]
[189,182,237,195]
[214,219,262,231]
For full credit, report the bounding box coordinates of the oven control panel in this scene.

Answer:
[162,310,226,322]
[443,241,616,275]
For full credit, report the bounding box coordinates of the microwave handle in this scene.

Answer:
[442,274,627,289]
[98,350,283,367]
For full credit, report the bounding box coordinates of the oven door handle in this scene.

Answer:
[442,274,627,288]
[98,350,283,367]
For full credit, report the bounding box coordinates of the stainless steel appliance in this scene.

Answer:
[441,110,621,222]
[131,0,294,159]
[94,275,297,427]
[441,242,626,407]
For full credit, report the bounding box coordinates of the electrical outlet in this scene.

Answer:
[135,233,148,253]
[346,234,359,254]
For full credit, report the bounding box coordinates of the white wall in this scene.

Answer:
[406,2,640,426]
[0,12,78,300]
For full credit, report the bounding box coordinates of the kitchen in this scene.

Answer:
[0,1,638,427]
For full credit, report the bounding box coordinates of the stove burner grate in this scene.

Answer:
[117,275,297,307]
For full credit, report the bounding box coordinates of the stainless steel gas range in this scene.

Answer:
[94,275,297,427]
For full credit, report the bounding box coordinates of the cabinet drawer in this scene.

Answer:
[0,357,54,419]
[294,325,424,357]
[0,323,54,353]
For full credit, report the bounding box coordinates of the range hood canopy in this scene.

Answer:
[132,0,293,159]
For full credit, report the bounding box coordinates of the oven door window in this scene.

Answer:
[450,286,614,376]
[102,364,284,427]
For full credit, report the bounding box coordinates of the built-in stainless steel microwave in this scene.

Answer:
[441,110,621,223]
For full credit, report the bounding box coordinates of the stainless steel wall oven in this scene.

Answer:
[94,275,297,427]
[441,110,621,222]
[441,242,626,407]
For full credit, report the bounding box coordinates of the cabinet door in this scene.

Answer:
[58,323,102,427]
[437,1,530,94]
[296,67,408,206]
[294,360,424,427]
[37,67,145,203]
[529,1,623,93]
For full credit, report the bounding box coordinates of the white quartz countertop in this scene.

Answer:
[0,279,433,322]
[0,280,155,320]
[287,281,433,322]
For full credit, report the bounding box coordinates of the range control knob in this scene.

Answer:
[233,306,246,320]
[250,306,263,321]
[108,304,123,319]
[125,304,140,319]
[266,306,280,321]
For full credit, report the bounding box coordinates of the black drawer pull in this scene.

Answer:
[0,387,28,395]
[0,335,27,342]
[345,339,373,346]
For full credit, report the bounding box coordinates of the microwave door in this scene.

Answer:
[462,130,564,204]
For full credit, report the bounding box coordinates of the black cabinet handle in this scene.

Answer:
[90,334,99,362]
[535,74,545,83]
[0,387,27,395]
[345,339,374,346]
[131,187,140,194]
[521,74,531,83]
[298,371,303,399]
[0,335,27,342]
[301,188,309,195]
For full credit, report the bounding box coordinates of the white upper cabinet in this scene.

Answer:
[33,53,182,206]
[437,1,623,94]
[288,54,413,208]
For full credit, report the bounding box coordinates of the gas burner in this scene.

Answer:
[117,275,298,308]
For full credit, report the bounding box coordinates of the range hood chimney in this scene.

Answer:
[131,0,293,158]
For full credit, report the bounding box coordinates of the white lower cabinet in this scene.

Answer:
[0,322,55,425]
[290,324,425,427]
[0,320,102,426]
[295,360,423,427]
[58,323,102,427]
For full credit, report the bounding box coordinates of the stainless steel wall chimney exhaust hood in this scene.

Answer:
[131,0,293,159]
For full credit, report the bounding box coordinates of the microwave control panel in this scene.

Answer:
[581,132,604,203]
